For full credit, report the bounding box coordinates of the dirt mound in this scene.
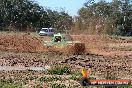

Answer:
[46,43,85,55]
[73,43,85,55]
[0,34,45,52]
[0,34,86,54]
[47,45,75,55]
[0,33,131,57]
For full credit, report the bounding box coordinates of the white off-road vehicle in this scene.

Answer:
[39,28,54,36]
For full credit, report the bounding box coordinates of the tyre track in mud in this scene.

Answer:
[0,52,131,87]
[0,52,132,79]
[60,55,132,79]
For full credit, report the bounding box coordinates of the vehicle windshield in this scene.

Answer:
[41,28,54,32]
[49,29,54,32]
[41,29,48,32]
[54,36,61,42]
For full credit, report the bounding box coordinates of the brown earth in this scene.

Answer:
[0,33,132,87]
[71,35,132,57]
[0,33,85,54]
[0,33,132,57]
[0,34,46,53]
[0,51,131,77]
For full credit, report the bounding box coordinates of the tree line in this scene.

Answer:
[0,0,132,36]
[0,0,72,32]
[73,0,132,36]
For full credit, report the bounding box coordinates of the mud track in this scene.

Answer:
[0,33,131,81]
[0,51,131,79]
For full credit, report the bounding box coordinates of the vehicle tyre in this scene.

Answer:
[39,34,42,36]
[80,78,88,86]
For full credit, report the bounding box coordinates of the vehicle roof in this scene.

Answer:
[41,28,48,29]
[41,28,54,29]
[49,28,55,29]
[53,33,62,36]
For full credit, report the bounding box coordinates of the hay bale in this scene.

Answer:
[74,43,85,55]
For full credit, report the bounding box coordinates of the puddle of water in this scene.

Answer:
[28,67,46,71]
[0,66,46,71]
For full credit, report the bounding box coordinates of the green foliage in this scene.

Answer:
[117,85,132,88]
[39,76,62,82]
[97,86,132,88]
[0,0,72,32]
[25,76,36,80]
[50,83,66,88]
[48,66,71,75]
[76,0,132,36]
[0,81,22,88]
[68,71,82,80]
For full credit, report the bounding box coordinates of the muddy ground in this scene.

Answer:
[0,32,132,88]
[0,51,132,78]
[0,51,131,87]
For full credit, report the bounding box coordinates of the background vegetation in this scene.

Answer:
[0,0,132,36]
[73,0,132,36]
[0,0,72,32]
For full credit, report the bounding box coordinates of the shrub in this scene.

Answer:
[39,76,61,82]
[68,71,82,80]
[50,83,66,88]
[48,66,71,75]
[0,81,22,88]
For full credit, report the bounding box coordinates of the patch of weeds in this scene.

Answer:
[25,76,38,81]
[94,85,132,88]
[102,85,132,88]
[68,71,82,80]
[48,66,71,75]
[0,79,13,84]
[110,35,121,40]
[0,81,22,88]
[39,76,62,82]
[117,85,132,88]
[68,71,95,81]
[50,83,66,88]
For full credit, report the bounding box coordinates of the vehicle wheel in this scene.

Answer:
[51,34,54,36]
[80,78,88,86]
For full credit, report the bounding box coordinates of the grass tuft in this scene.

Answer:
[48,66,71,75]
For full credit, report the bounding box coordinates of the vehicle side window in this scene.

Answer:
[44,29,48,32]
[49,29,54,32]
